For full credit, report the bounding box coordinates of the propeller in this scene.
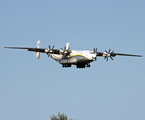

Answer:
[47,45,55,57]
[93,48,97,60]
[104,49,114,61]
[60,46,70,55]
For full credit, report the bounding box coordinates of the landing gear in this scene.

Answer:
[76,63,91,68]
[62,63,91,68]
[62,64,71,68]
[76,64,86,68]
[86,63,90,67]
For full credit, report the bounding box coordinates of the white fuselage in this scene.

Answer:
[50,50,96,63]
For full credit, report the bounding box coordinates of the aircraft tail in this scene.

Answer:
[36,41,41,48]
[36,41,41,59]
[66,42,70,50]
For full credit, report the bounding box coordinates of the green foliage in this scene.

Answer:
[50,112,73,120]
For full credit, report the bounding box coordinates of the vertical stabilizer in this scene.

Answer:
[36,41,41,59]
[36,41,41,48]
[66,42,70,50]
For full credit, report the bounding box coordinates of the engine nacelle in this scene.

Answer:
[36,52,40,59]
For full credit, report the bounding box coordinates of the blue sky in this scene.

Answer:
[1,0,145,120]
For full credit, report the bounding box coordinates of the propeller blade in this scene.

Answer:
[93,48,98,61]
[106,57,108,61]
[110,56,114,60]
[49,45,51,49]
[64,46,66,51]
[94,48,95,53]
[111,51,114,54]
[105,50,107,53]
[52,45,55,50]
[109,49,111,53]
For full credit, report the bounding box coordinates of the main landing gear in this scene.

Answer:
[62,64,71,68]
[76,63,90,69]
[62,63,91,68]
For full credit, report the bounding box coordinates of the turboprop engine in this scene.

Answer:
[36,41,41,59]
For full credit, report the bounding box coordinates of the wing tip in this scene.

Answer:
[136,55,143,57]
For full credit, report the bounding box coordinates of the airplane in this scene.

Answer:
[4,41,143,68]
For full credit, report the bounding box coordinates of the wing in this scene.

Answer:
[4,47,60,54]
[111,53,142,57]
[96,52,142,57]
[95,51,142,61]
[4,47,45,52]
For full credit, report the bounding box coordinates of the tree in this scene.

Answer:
[50,112,73,120]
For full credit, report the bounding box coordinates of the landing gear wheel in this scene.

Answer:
[87,63,91,67]
[62,64,71,68]
[76,64,86,68]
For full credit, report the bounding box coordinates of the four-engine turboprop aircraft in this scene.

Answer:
[4,41,143,68]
